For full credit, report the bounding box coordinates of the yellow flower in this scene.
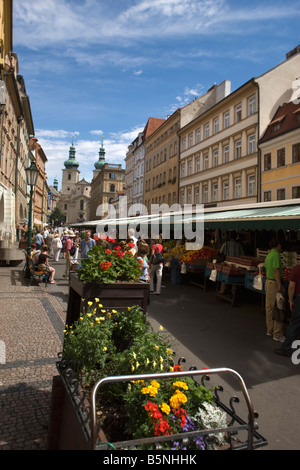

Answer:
[160,403,171,415]
[63,330,67,333]
[173,381,189,391]
[153,360,157,369]
[128,307,131,311]
[100,317,105,321]
[87,313,92,317]
[88,301,93,306]
[166,348,173,355]
[131,365,135,372]
[132,351,137,359]
[103,347,107,351]
[141,386,158,397]
[80,317,83,321]
[151,380,160,389]
[154,344,159,351]
[160,356,164,363]
[95,297,100,302]
[136,361,140,369]
[146,358,150,366]
[98,303,103,308]
[169,366,174,372]
[169,390,188,409]
[107,312,111,318]
[69,326,72,329]
[101,309,106,313]
[159,325,164,331]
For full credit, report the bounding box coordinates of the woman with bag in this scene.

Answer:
[51,234,63,262]
[149,237,164,295]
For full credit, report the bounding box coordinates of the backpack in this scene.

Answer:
[151,244,164,265]
[70,244,76,256]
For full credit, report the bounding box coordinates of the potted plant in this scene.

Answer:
[66,244,149,325]
[50,303,268,450]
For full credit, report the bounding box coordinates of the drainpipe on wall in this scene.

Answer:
[255,81,261,203]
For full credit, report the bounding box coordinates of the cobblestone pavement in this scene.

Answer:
[0,263,67,450]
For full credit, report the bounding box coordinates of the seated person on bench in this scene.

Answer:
[37,247,56,284]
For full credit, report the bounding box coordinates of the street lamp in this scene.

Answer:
[25,160,39,260]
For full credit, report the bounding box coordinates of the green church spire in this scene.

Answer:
[94,135,106,170]
[64,132,79,169]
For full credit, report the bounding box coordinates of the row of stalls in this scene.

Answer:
[70,200,300,308]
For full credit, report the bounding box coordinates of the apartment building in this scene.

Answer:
[144,110,180,212]
[179,47,300,208]
[179,79,259,208]
[259,101,300,202]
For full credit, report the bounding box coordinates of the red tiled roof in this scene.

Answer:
[260,101,300,144]
[144,117,166,139]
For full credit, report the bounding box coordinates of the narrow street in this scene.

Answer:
[0,259,299,450]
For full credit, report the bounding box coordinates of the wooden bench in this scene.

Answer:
[26,254,50,286]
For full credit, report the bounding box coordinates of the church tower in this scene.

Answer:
[93,137,106,179]
[61,134,80,196]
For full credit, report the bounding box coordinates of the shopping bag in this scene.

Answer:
[209,269,217,282]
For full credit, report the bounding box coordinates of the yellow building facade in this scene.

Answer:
[259,102,300,202]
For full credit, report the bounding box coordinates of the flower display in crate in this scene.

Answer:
[61,301,229,449]
[77,245,142,283]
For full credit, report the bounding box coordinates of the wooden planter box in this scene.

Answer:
[66,273,149,326]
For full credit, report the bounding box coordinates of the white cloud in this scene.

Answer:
[90,130,104,136]
[134,70,143,76]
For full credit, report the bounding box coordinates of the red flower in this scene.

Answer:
[105,249,112,255]
[107,238,116,243]
[114,246,122,251]
[115,251,124,259]
[100,261,112,271]
[125,251,133,257]
[154,417,173,436]
[174,364,183,372]
[145,402,162,420]
[127,242,135,248]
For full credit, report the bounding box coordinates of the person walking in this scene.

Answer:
[149,237,164,295]
[63,231,76,280]
[51,234,63,262]
[265,239,285,342]
[275,264,300,357]
[79,231,96,259]
[34,231,44,251]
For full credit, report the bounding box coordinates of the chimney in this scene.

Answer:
[286,45,300,60]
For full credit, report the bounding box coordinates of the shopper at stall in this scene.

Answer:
[275,264,300,357]
[149,237,164,295]
[265,239,285,342]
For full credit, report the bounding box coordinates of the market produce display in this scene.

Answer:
[179,246,220,265]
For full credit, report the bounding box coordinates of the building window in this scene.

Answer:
[212,184,218,202]
[109,173,116,179]
[205,123,210,139]
[204,154,209,170]
[235,104,242,123]
[292,186,300,199]
[182,137,187,151]
[180,192,185,206]
[196,129,201,144]
[64,204,68,210]
[223,145,229,163]
[214,118,219,134]
[196,157,200,172]
[68,174,71,180]
[264,191,272,202]
[248,135,256,155]
[203,186,208,204]
[189,133,193,147]
[224,111,230,129]
[248,96,256,115]
[181,163,186,178]
[264,153,272,171]
[188,160,193,175]
[213,150,218,167]
[80,199,84,211]
[187,189,192,204]
[223,181,229,200]
[235,140,242,159]
[277,148,286,167]
[195,187,200,204]
[110,184,115,192]
[248,175,256,197]
[292,143,300,163]
[235,178,241,199]
[277,188,286,200]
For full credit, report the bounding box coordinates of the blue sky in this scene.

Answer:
[13,0,300,187]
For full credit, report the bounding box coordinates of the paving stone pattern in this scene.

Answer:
[0,267,67,450]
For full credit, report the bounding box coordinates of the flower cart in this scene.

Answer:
[48,303,268,451]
